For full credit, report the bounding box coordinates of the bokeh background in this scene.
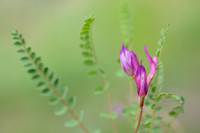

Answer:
[1,0,200,133]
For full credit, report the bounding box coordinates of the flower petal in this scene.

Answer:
[120,44,130,74]
[130,51,139,76]
[135,65,148,97]
[144,45,157,85]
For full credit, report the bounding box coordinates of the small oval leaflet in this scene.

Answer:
[64,110,84,127]
[83,60,95,66]
[88,70,98,76]
[64,119,77,127]
[21,57,29,62]
[28,69,37,74]
[94,86,104,95]
[32,75,40,80]
[54,78,60,88]
[168,111,176,116]
[82,51,92,57]
[61,87,69,99]
[144,120,151,127]
[55,104,67,116]
[37,82,45,88]
[14,42,22,46]
[34,57,41,64]
[31,52,36,59]
[24,63,33,68]
[68,96,77,108]
[49,96,60,105]
[17,49,25,54]
[48,72,55,81]
[27,47,31,53]
[41,88,52,96]
[43,67,49,76]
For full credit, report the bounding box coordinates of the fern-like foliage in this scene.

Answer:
[80,16,118,132]
[80,16,109,96]
[80,16,97,74]
[11,29,88,131]
[116,1,134,78]
[120,1,134,48]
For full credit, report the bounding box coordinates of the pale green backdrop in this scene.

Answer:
[0,0,200,133]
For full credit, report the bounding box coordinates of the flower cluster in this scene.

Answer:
[120,44,157,107]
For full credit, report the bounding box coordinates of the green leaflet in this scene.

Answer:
[88,70,98,76]
[93,86,104,95]
[41,88,52,96]
[55,104,67,116]
[49,96,60,105]
[68,96,77,108]
[64,110,84,127]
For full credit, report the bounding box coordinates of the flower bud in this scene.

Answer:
[135,65,148,97]
[120,44,139,78]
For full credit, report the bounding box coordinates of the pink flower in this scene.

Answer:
[120,44,139,78]
[120,44,157,97]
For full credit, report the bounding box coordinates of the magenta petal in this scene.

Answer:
[120,44,131,74]
[144,45,157,83]
[130,51,139,75]
[135,65,148,97]
[120,43,139,77]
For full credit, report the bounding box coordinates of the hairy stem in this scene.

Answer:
[149,41,165,133]
[102,76,118,133]
[90,21,118,133]
[135,107,143,133]
[149,32,167,133]
[149,96,157,133]
[20,38,89,133]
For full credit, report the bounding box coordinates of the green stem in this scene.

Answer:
[149,39,165,133]
[89,21,118,133]
[19,36,89,133]
[149,98,157,133]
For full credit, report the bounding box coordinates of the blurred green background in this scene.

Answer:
[1,0,200,132]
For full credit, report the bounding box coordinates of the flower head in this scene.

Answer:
[120,44,139,78]
[119,43,158,106]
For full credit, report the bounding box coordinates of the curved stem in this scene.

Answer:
[21,38,89,133]
[89,21,118,133]
[135,107,143,133]
[105,87,118,133]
